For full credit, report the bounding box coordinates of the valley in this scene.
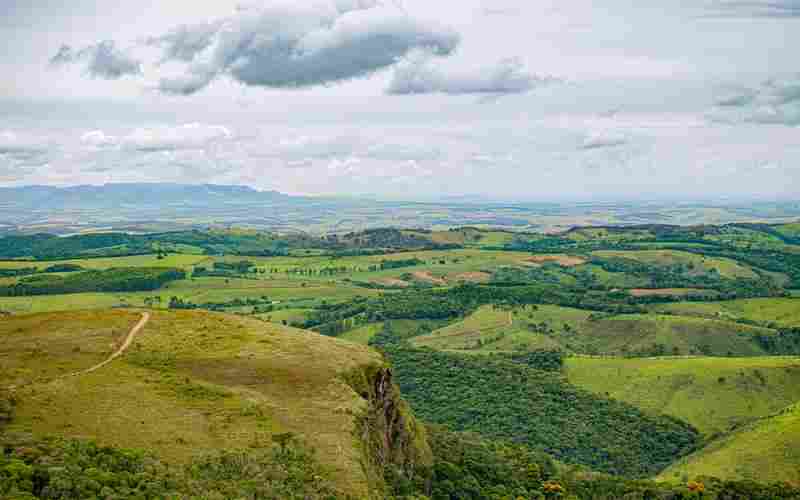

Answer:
[2,220,800,498]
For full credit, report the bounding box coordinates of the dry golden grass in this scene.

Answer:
[451,271,492,283]
[411,271,448,286]
[523,254,587,267]
[3,309,386,497]
[372,277,411,288]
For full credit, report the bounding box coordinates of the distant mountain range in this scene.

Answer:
[1,183,799,235]
[0,183,294,209]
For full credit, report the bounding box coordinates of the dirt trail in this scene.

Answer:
[66,312,150,377]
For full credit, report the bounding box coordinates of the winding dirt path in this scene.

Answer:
[66,312,150,377]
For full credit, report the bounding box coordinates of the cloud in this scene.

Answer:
[710,75,800,126]
[705,0,800,17]
[580,132,628,150]
[49,41,142,79]
[87,0,458,95]
[146,21,223,63]
[387,54,554,95]
[122,124,233,152]
[0,131,50,165]
[79,124,233,152]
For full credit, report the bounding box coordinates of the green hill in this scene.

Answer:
[412,304,781,357]
[651,297,800,329]
[566,356,800,437]
[658,402,800,483]
[0,309,431,498]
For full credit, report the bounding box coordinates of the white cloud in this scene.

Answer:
[387,54,556,95]
[78,124,234,153]
[580,132,627,150]
[0,131,50,166]
[122,123,233,152]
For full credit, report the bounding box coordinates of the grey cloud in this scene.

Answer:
[50,40,142,79]
[387,55,553,95]
[151,1,459,95]
[705,0,800,17]
[711,75,800,125]
[147,21,222,63]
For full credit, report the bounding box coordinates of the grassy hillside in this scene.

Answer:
[592,249,758,279]
[379,336,700,477]
[659,402,800,483]
[566,356,800,437]
[0,309,431,497]
[340,322,385,344]
[651,297,800,328]
[412,304,780,357]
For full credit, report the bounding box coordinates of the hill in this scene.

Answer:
[658,402,800,484]
[411,304,782,357]
[651,297,800,329]
[375,323,701,478]
[565,356,800,437]
[0,309,431,498]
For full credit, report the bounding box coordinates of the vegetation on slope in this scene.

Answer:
[659,402,800,484]
[0,434,339,499]
[412,304,788,357]
[566,356,800,437]
[372,323,701,477]
[1,309,430,497]
[0,268,185,296]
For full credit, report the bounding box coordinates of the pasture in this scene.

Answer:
[566,356,800,437]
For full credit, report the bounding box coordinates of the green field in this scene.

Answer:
[566,356,800,437]
[0,253,209,271]
[651,297,800,328]
[659,402,800,483]
[412,304,779,357]
[592,249,759,279]
[339,322,385,344]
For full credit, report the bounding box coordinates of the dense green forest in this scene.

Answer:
[0,268,185,296]
[0,228,453,261]
[369,322,700,477]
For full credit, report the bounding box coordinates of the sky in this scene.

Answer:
[0,0,798,201]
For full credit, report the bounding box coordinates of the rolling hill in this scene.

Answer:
[658,402,800,483]
[0,309,431,498]
[565,356,800,437]
[411,304,782,357]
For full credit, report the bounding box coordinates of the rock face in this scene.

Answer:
[346,364,433,497]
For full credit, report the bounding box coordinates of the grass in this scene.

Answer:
[339,322,385,345]
[255,308,311,326]
[412,304,778,357]
[565,356,800,437]
[651,297,800,328]
[0,254,208,271]
[412,305,560,352]
[658,402,800,483]
[592,249,759,279]
[775,222,800,239]
[1,308,389,497]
